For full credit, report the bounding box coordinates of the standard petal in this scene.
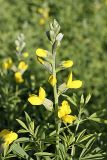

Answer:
[28,95,42,105]
[66,72,73,87]
[68,80,82,89]
[39,87,46,101]
[36,48,48,58]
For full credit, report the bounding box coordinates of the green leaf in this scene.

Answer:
[80,137,96,158]
[79,134,94,143]
[62,94,77,106]
[76,129,86,143]
[80,153,105,160]
[80,94,84,104]
[88,117,107,124]
[18,129,29,133]
[25,112,31,125]
[11,143,33,160]
[85,94,91,104]
[34,152,54,157]
[14,137,30,143]
[16,119,28,130]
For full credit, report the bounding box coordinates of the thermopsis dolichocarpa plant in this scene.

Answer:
[0,20,107,160]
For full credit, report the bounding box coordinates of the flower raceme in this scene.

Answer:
[66,72,82,89]
[3,58,13,70]
[0,129,18,148]
[28,87,46,105]
[48,75,57,87]
[58,100,76,123]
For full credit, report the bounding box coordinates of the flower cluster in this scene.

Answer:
[28,43,82,124]
[2,57,28,84]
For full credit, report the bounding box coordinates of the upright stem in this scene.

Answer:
[52,42,60,159]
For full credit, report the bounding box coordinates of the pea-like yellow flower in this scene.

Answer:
[15,72,24,83]
[28,87,46,105]
[23,52,29,58]
[36,48,48,58]
[61,60,73,68]
[66,72,82,89]
[58,100,76,123]
[0,129,18,148]
[48,75,57,87]
[18,61,28,71]
[3,58,13,70]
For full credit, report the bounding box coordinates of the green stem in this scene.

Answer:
[52,42,60,159]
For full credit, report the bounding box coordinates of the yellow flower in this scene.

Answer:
[18,61,28,71]
[58,100,76,123]
[0,129,18,148]
[15,72,24,83]
[66,72,82,89]
[58,100,71,118]
[23,52,29,58]
[61,60,73,68]
[36,48,48,58]
[28,87,46,105]
[48,75,57,87]
[3,58,13,70]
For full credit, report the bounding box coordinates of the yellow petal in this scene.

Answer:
[66,72,82,89]
[28,95,43,105]
[39,87,46,101]
[28,87,46,105]
[36,48,48,58]
[62,60,73,68]
[48,75,57,87]
[15,72,24,83]
[67,80,82,89]
[61,100,71,115]
[62,115,76,123]
[18,61,28,71]
[58,108,66,119]
[37,57,45,64]
[58,100,71,118]
[66,72,73,87]
[0,129,10,137]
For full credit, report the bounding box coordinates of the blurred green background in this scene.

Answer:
[0,0,107,128]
